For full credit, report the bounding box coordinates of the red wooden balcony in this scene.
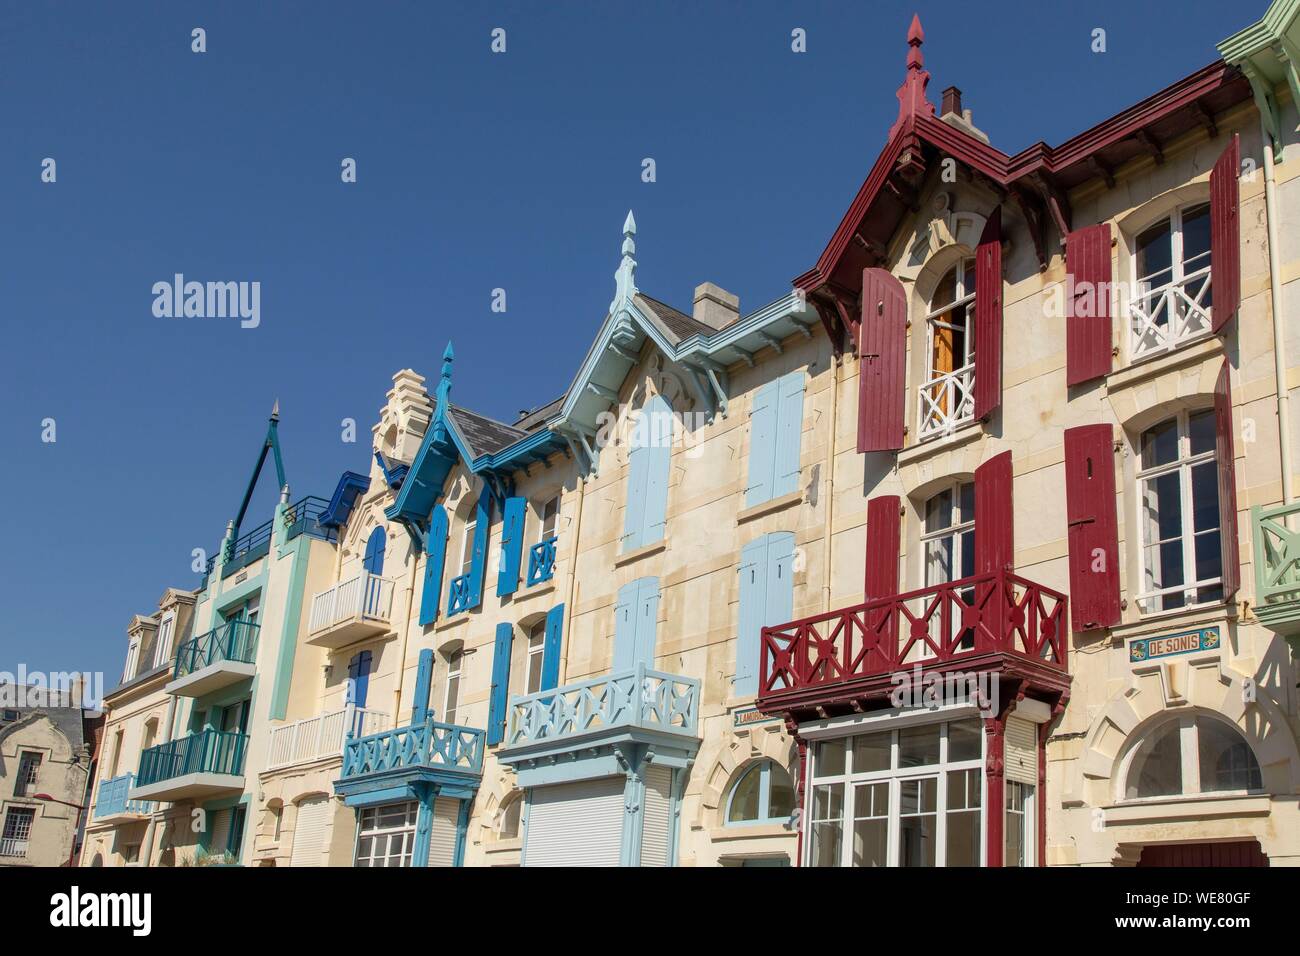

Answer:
[759,570,1069,715]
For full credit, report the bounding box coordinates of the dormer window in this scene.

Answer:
[919,259,977,438]
[1129,202,1212,361]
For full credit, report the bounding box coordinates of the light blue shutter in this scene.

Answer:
[487,623,514,744]
[467,487,493,609]
[765,531,796,644]
[418,506,448,626]
[497,496,527,597]
[735,537,770,696]
[773,372,806,498]
[540,604,564,691]
[411,648,434,724]
[746,380,778,506]
[622,426,650,552]
[634,577,661,668]
[641,396,672,546]
[613,580,639,672]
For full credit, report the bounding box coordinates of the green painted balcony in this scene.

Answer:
[129,729,248,802]
[1252,502,1300,640]
[166,620,258,697]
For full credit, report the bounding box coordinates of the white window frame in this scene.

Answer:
[15,751,42,797]
[918,259,977,439]
[539,495,560,543]
[1,807,35,857]
[459,517,477,578]
[1135,409,1222,614]
[1003,779,1035,867]
[443,651,463,725]
[123,639,140,683]
[920,481,976,589]
[1119,713,1263,803]
[353,801,418,868]
[153,613,176,668]
[1128,202,1213,362]
[524,621,546,695]
[724,760,796,827]
[804,718,986,868]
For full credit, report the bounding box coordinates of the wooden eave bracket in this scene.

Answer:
[1011,186,1050,272]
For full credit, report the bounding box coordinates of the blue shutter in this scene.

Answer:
[773,373,805,498]
[634,577,661,668]
[641,396,672,546]
[467,487,493,609]
[613,580,639,672]
[540,604,564,691]
[746,380,778,507]
[411,648,434,724]
[622,430,650,552]
[764,531,796,639]
[418,506,448,626]
[347,650,372,709]
[487,623,514,745]
[363,527,386,576]
[497,496,527,597]
[735,537,770,696]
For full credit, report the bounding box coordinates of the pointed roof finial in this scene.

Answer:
[611,209,638,313]
[436,341,454,409]
[270,399,280,422]
[890,13,935,138]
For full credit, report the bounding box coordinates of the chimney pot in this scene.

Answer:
[941,86,963,117]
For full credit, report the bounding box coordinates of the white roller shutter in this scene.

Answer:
[290,797,331,867]
[640,764,673,867]
[1004,716,1039,785]
[208,809,231,855]
[523,777,625,867]
[427,797,459,867]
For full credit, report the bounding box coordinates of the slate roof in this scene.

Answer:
[633,293,719,340]
[448,405,530,459]
[514,396,566,431]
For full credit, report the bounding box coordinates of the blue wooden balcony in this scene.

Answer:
[334,716,485,806]
[498,664,700,786]
[526,537,558,586]
[92,773,153,821]
[167,620,259,697]
[1253,502,1300,640]
[130,729,247,801]
[447,574,472,615]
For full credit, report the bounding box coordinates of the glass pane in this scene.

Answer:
[1194,529,1223,585]
[899,778,937,867]
[924,537,953,588]
[1136,218,1173,285]
[963,259,977,298]
[1140,419,1179,469]
[925,489,953,533]
[948,720,983,762]
[899,724,941,768]
[1188,410,1215,456]
[811,782,843,821]
[810,821,843,867]
[946,807,981,867]
[957,482,975,523]
[1127,720,1184,798]
[816,738,846,777]
[957,529,975,580]
[1004,781,1030,867]
[1181,204,1212,269]
[932,268,957,311]
[1197,719,1262,792]
[852,818,888,867]
[852,732,891,773]
[1190,462,1220,533]
[728,766,762,823]
[768,765,796,819]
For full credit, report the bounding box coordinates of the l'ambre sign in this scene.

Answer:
[1129,626,1221,664]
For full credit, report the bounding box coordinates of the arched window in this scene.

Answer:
[499,794,523,840]
[1130,202,1212,360]
[363,527,386,577]
[1125,714,1262,800]
[920,259,976,438]
[726,760,795,826]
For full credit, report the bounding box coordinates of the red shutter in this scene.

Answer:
[864,495,901,600]
[1063,425,1121,631]
[1215,360,1240,598]
[857,267,907,452]
[974,450,1013,574]
[1065,223,1113,386]
[974,207,1003,421]
[1210,134,1240,334]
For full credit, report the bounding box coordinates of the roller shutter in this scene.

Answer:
[289,797,330,867]
[640,765,673,867]
[523,777,625,867]
[426,796,459,867]
[1004,716,1038,785]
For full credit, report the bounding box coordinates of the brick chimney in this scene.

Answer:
[938,85,989,145]
[941,86,962,117]
[692,282,740,331]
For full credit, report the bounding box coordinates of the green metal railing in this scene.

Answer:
[173,620,259,680]
[136,730,248,787]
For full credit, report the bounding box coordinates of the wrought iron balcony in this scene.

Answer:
[759,569,1068,712]
[447,574,472,614]
[335,716,485,804]
[526,537,558,586]
[92,772,153,821]
[503,664,700,751]
[307,573,396,648]
[1252,502,1300,637]
[131,729,247,801]
[266,706,389,771]
[168,620,258,697]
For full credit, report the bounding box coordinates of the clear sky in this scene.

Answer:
[0,0,1253,689]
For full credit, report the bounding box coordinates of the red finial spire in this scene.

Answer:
[890,13,934,138]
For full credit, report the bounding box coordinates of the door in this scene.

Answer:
[290,797,331,867]
[523,777,626,866]
[1136,841,1268,867]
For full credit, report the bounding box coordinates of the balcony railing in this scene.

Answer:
[760,569,1067,697]
[1253,502,1300,632]
[173,620,259,680]
[202,495,339,581]
[447,574,472,615]
[93,772,154,819]
[308,573,395,639]
[0,838,27,858]
[340,717,485,780]
[505,664,700,749]
[527,537,558,586]
[1129,267,1212,361]
[267,707,389,771]
[917,363,975,439]
[137,729,248,787]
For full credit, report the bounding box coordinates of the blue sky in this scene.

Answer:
[0,0,1252,687]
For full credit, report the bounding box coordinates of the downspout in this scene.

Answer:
[1262,121,1293,506]
[821,351,841,611]
[559,463,587,686]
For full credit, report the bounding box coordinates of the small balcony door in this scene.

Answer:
[363,527,386,577]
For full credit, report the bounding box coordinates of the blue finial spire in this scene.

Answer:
[437,341,454,409]
[611,210,638,312]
